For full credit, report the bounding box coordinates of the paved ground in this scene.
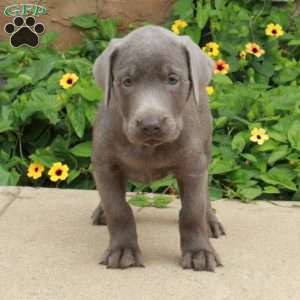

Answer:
[0,186,300,300]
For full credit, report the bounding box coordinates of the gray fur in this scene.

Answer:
[91,25,225,271]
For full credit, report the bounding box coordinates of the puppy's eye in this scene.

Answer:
[122,77,132,87]
[168,74,179,85]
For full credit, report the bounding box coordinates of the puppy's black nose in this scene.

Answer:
[136,116,165,136]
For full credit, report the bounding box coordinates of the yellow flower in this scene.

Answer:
[27,162,45,179]
[265,23,284,37]
[214,59,230,75]
[250,128,269,145]
[245,42,265,58]
[203,42,220,57]
[240,50,247,60]
[171,19,187,35]
[206,86,214,96]
[48,162,69,182]
[59,73,79,89]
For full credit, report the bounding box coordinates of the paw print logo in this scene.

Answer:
[4,16,45,48]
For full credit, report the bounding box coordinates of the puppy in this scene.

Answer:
[91,25,225,271]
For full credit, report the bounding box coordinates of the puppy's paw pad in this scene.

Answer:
[100,247,144,269]
[181,250,222,272]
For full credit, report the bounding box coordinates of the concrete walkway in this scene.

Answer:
[0,187,300,300]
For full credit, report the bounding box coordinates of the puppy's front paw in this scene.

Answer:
[181,249,223,272]
[100,247,144,269]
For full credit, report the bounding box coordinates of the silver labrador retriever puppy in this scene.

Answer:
[91,25,225,271]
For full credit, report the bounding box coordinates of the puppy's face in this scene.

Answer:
[111,38,191,146]
[93,26,214,147]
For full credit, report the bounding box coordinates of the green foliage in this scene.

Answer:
[0,31,101,188]
[128,194,174,208]
[1,3,300,202]
[170,0,300,201]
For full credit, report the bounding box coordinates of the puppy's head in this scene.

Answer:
[93,26,213,146]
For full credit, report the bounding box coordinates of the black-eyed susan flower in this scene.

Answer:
[250,128,269,145]
[27,162,45,179]
[59,73,79,89]
[265,23,284,38]
[203,42,220,57]
[206,86,214,96]
[48,162,69,182]
[240,50,247,60]
[214,59,230,75]
[245,43,265,58]
[171,19,188,35]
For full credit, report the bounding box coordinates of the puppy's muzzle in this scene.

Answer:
[135,115,168,137]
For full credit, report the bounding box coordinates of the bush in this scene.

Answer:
[0,0,300,201]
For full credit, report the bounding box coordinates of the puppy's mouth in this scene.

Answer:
[143,138,164,147]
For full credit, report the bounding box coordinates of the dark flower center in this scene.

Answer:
[257,135,261,139]
[56,169,63,176]
[217,64,224,71]
[252,47,258,53]
[209,47,213,51]
[67,78,73,84]
[34,167,38,172]
[272,29,277,34]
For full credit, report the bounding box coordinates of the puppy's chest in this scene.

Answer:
[116,145,173,183]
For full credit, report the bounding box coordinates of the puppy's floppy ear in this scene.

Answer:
[178,36,214,105]
[93,38,122,107]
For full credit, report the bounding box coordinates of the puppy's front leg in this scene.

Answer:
[176,165,222,271]
[93,162,144,269]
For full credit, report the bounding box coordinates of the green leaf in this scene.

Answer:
[83,102,97,125]
[263,186,280,194]
[255,140,279,152]
[260,167,297,191]
[14,89,62,125]
[99,19,118,40]
[239,187,262,200]
[4,74,31,91]
[71,15,97,29]
[0,106,13,133]
[240,153,257,162]
[172,0,194,18]
[67,170,81,184]
[196,1,211,30]
[41,32,59,47]
[0,166,20,186]
[288,121,300,151]
[69,79,102,102]
[212,74,233,85]
[25,54,57,84]
[185,25,201,44]
[209,157,239,175]
[150,176,177,193]
[268,145,290,165]
[209,186,223,200]
[66,102,86,138]
[152,195,173,208]
[232,132,246,153]
[30,149,57,168]
[70,142,92,157]
[268,130,287,143]
[128,194,151,208]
